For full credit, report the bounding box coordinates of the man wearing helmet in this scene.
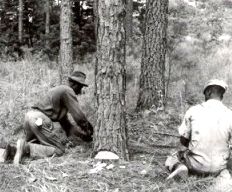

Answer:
[165,79,232,180]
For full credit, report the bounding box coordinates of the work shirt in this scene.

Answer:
[179,99,232,173]
[32,85,93,135]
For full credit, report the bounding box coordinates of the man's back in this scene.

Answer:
[32,85,75,121]
[179,99,232,173]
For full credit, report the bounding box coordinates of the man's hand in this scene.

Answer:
[180,136,190,147]
[61,138,74,148]
[79,134,93,142]
[81,121,93,136]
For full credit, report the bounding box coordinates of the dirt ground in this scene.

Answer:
[0,111,226,192]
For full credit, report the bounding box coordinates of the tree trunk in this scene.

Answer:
[59,0,73,84]
[93,0,98,108]
[125,0,133,41]
[0,1,4,33]
[136,0,169,111]
[18,0,23,43]
[94,0,129,160]
[45,0,50,45]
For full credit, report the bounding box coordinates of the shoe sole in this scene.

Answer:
[0,148,8,163]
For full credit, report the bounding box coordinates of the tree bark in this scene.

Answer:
[59,0,73,84]
[136,0,169,111]
[94,0,129,160]
[125,0,133,41]
[18,0,23,43]
[93,0,98,108]
[45,0,50,45]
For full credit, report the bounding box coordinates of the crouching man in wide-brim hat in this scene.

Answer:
[165,79,232,180]
[0,70,94,164]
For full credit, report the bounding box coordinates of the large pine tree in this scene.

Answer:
[125,0,133,40]
[93,0,129,160]
[136,0,169,111]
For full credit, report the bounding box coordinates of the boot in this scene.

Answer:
[13,138,27,165]
[0,144,16,163]
[166,164,188,180]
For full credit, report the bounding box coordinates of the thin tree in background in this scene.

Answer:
[0,1,6,34]
[94,0,129,160]
[136,0,169,111]
[59,0,73,84]
[18,0,23,43]
[93,0,98,107]
[45,0,50,46]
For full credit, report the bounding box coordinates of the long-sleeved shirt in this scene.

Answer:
[179,99,232,173]
[32,85,93,136]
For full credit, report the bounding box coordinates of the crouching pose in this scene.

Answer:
[165,79,232,180]
[1,71,93,165]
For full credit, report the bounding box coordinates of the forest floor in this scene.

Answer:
[0,110,222,192]
[0,60,231,192]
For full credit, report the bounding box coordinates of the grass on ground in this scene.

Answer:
[0,59,227,192]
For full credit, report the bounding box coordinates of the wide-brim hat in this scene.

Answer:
[203,79,228,94]
[68,71,88,87]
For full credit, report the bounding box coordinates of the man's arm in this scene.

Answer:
[62,89,93,137]
[59,115,74,136]
[178,109,192,147]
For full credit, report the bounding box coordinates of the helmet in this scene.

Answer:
[203,79,228,94]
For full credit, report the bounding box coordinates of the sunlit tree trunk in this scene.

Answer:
[59,0,73,84]
[94,0,129,160]
[45,0,50,45]
[136,0,169,111]
[18,0,23,43]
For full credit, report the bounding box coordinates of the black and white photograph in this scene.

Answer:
[0,0,232,191]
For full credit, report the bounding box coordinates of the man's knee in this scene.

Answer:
[25,110,38,121]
